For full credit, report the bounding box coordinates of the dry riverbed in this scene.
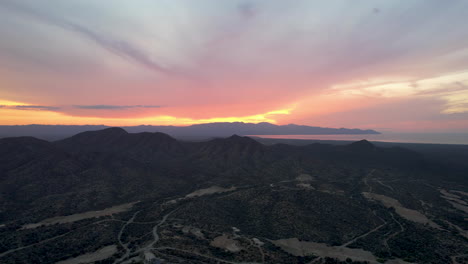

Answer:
[166,185,237,205]
[272,238,377,263]
[22,202,138,229]
[55,245,117,264]
[440,189,468,214]
[272,238,414,264]
[185,186,237,198]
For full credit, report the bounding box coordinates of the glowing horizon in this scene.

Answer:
[0,100,294,126]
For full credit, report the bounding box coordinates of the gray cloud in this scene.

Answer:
[73,105,162,110]
[237,2,258,19]
[14,105,60,111]
[0,1,174,75]
[1,104,161,111]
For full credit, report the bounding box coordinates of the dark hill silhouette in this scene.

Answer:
[57,127,128,149]
[0,136,73,171]
[56,127,185,157]
[347,139,376,152]
[193,134,265,159]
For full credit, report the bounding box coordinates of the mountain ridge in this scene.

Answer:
[0,122,380,141]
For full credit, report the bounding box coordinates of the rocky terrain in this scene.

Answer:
[0,128,467,263]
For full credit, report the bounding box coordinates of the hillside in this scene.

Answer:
[0,128,466,264]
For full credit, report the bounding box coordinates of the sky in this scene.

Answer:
[0,0,468,133]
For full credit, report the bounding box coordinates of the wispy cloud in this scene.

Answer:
[329,71,468,114]
[13,105,60,111]
[0,1,174,75]
[73,105,162,110]
[1,104,162,111]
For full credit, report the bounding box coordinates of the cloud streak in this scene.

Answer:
[12,105,60,111]
[73,105,162,110]
[0,1,175,75]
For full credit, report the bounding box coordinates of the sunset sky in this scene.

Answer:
[1,0,468,132]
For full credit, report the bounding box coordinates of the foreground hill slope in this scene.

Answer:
[0,128,467,264]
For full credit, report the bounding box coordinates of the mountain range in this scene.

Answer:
[0,122,379,141]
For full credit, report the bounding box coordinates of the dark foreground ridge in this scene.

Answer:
[0,128,467,264]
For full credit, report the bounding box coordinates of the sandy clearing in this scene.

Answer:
[440,190,468,214]
[296,174,314,182]
[419,199,432,208]
[253,238,264,246]
[23,202,138,229]
[362,192,440,228]
[440,189,462,199]
[444,196,468,206]
[296,183,314,189]
[185,186,236,198]
[191,228,205,239]
[144,251,157,262]
[166,186,237,205]
[272,238,377,263]
[182,226,205,239]
[448,201,468,214]
[55,245,117,264]
[451,190,468,197]
[444,220,468,239]
[210,234,242,252]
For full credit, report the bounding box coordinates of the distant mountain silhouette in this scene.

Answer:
[347,139,376,151]
[0,122,380,140]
